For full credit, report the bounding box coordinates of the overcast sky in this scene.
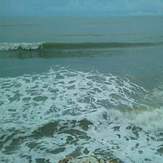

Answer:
[1,0,163,16]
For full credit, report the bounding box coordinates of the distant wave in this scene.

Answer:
[0,42,42,51]
[0,42,162,51]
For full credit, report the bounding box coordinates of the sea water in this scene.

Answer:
[0,16,163,163]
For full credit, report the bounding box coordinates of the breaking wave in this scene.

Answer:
[0,42,162,51]
[0,42,42,51]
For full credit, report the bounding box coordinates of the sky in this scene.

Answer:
[1,0,163,16]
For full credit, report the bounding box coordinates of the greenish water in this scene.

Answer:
[1,16,163,43]
[0,16,163,163]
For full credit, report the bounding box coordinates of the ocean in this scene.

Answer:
[0,16,163,163]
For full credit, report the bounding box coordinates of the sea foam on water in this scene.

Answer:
[0,67,163,162]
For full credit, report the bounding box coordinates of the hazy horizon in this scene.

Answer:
[1,0,163,17]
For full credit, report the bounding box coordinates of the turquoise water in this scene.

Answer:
[0,17,163,163]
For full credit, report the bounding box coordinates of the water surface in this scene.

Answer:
[0,16,163,163]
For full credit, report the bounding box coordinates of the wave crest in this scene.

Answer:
[0,42,162,51]
[0,42,42,51]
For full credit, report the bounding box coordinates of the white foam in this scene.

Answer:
[0,68,141,126]
[0,67,163,163]
[0,42,42,51]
